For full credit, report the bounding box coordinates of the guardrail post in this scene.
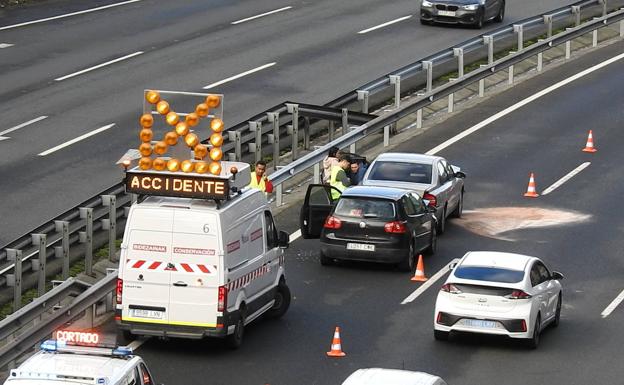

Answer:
[267,112,280,171]
[416,92,425,129]
[357,90,370,114]
[102,195,117,262]
[422,61,433,93]
[341,108,349,136]
[7,249,22,312]
[79,207,94,276]
[276,183,283,207]
[483,36,494,65]
[448,79,456,113]
[227,131,242,161]
[313,162,321,184]
[328,121,335,142]
[452,48,464,77]
[303,117,311,150]
[537,43,544,72]
[286,103,299,161]
[592,18,599,47]
[249,121,262,164]
[32,234,47,297]
[620,19,624,38]
[507,52,515,85]
[543,15,553,38]
[54,220,70,279]
[389,75,401,108]
[565,28,572,59]
[478,65,487,97]
[571,5,581,26]
[513,24,524,51]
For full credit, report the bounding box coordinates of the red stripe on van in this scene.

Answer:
[132,260,146,269]
[148,261,161,270]
[181,263,193,272]
[198,264,210,274]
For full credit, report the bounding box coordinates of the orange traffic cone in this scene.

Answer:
[523,173,539,198]
[326,326,346,357]
[582,130,597,153]
[411,254,428,282]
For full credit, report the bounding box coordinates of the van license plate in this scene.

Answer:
[462,319,497,328]
[438,10,456,16]
[131,309,164,319]
[346,243,375,251]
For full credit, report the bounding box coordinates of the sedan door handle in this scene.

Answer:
[173,281,188,287]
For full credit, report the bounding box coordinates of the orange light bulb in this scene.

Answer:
[195,103,209,117]
[185,112,199,127]
[209,133,223,147]
[139,157,153,170]
[175,122,189,136]
[154,141,168,155]
[139,142,152,157]
[166,112,179,126]
[145,90,160,104]
[210,118,224,133]
[167,159,180,172]
[209,147,223,161]
[153,157,167,171]
[140,113,154,128]
[206,94,221,108]
[140,128,153,143]
[208,161,222,176]
[165,131,178,146]
[156,100,170,115]
[193,144,208,160]
[181,160,195,173]
[184,133,199,148]
[195,161,208,174]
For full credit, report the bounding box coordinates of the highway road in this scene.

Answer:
[0,0,581,245]
[119,39,624,384]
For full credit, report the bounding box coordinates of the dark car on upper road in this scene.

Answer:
[420,0,505,28]
[300,185,437,271]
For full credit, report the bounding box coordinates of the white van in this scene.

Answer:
[116,162,291,348]
[342,368,447,385]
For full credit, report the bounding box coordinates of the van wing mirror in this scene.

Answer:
[278,231,290,249]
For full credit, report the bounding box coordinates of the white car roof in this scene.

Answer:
[460,251,535,271]
[342,368,446,385]
[373,152,442,165]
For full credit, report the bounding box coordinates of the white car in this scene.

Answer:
[433,251,563,348]
[342,368,447,385]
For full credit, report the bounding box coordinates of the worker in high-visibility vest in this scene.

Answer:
[249,160,274,194]
[329,154,351,200]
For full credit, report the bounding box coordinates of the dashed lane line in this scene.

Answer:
[601,289,624,318]
[203,62,276,89]
[55,51,143,81]
[401,259,459,305]
[38,123,115,156]
[231,6,293,25]
[0,116,48,141]
[358,15,413,34]
[542,162,591,195]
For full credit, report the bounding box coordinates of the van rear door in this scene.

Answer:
[122,207,174,324]
[168,209,221,328]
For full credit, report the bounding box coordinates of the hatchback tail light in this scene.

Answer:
[520,319,527,332]
[116,278,123,304]
[440,283,462,294]
[384,221,406,233]
[323,216,342,230]
[423,192,437,207]
[218,286,228,312]
[505,290,532,299]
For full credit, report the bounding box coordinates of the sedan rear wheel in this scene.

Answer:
[552,294,562,328]
[398,241,416,272]
[474,11,485,29]
[451,191,464,218]
[527,315,541,349]
[425,224,437,255]
[437,207,446,234]
[495,1,505,22]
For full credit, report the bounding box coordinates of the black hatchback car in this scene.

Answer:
[300,185,438,271]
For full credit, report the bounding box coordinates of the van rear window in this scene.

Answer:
[454,266,525,283]
[368,161,432,184]
[334,198,396,220]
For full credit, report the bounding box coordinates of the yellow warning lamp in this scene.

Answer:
[193,144,208,160]
[209,133,223,147]
[175,122,189,136]
[195,161,208,174]
[139,157,153,170]
[140,113,154,128]
[165,131,178,146]
[185,112,200,127]
[146,90,160,104]
[165,112,179,126]
[167,158,181,172]
[139,143,152,157]
[209,147,223,161]
[210,118,224,133]
[140,129,153,143]
[154,141,168,155]
[195,103,209,117]
[156,101,170,115]
[208,161,222,176]
[181,160,195,173]
[153,157,167,171]
[206,94,221,108]
[184,133,199,148]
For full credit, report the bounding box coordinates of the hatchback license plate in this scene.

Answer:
[462,319,497,328]
[131,309,164,319]
[346,243,375,251]
[438,10,456,16]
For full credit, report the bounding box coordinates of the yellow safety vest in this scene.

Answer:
[330,165,346,200]
[249,171,267,192]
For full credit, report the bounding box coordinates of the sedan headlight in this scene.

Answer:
[462,4,480,10]
[422,0,434,7]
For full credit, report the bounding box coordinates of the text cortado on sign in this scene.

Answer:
[125,170,230,199]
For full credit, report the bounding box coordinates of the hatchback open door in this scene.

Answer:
[300,184,341,239]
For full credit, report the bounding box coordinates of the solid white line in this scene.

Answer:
[231,6,292,25]
[401,258,459,305]
[426,51,624,155]
[203,62,276,89]
[38,123,115,156]
[601,289,624,318]
[0,137,9,142]
[542,162,591,195]
[289,229,301,243]
[55,51,143,81]
[0,43,14,48]
[0,116,48,137]
[358,15,413,34]
[0,0,142,31]
[127,337,149,350]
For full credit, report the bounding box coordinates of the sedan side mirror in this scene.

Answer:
[551,271,564,280]
[278,231,290,249]
[455,171,466,179]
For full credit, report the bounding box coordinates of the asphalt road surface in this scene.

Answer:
[0,0,580,245]
[123,39,624,385]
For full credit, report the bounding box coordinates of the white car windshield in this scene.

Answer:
[454,266,525,283]
[368,161,432,184]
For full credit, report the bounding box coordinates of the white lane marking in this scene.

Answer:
[358,15,413,34]
[426,51,624,155]
[401,258,459,305]
[0,116,48,140]
[0,0,142,31]
[128,337,149,350]
[0,43,14,48]
[0,137,9,142]
[55,51,143,81]
[542,162,591,195]
[601,289,624,318]
[289,229,301,243]
[38,123,115,156]
[203,62,276,89]
[231,6,293,25]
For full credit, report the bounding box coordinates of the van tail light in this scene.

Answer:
[423,192,437,207]
[440,283,462,294]
[505,290,532,299]
[218,286,227,312]
[323,216,342,230]
[384,221,406,234]
[116,278,123,304]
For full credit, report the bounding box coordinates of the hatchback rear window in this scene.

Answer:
[368,161,432,184]
[454,266,525,283]
[334,198,396,220]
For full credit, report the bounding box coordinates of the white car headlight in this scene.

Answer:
[422,0,434,7]
[463,4,480,10]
